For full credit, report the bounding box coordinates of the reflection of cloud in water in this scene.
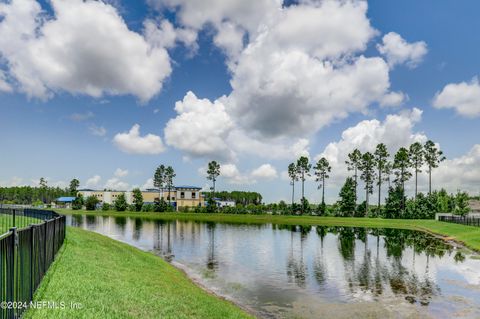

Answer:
[66,216,480,319]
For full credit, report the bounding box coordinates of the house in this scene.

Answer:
[55,196,76,209]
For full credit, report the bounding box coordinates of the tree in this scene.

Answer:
[374,143,389,211]
[132,188,143,212]
[314,157,331,209]
[39,177,48,203]
[154,165,166,202]
[207,160,221,200]
[359,152,376,216]
[85,195,99,210]
[393,147,412,212]
[424,140,446,194]
[114,193,128,212]
[72,193,84,210]
[296,156,311,213]
[288,163,298,206]
[164,166,176,206]
[338,177,356,217]
[346,149,362,205]
[384,185,406,219]
[409,142,424,199]
[69,178,80,196]
[454,191,470,216]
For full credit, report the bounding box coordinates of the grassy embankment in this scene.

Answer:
[57,209,480,251]
[0,215,43,234]
[24,226,252,319]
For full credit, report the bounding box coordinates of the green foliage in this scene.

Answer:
[154,197,168,212]
[114,193,128,212]
[154,165,166,190]
[424,140,446,193]
[393,147,412,187]
[454,191,470,216]
[102,203,111,211]
[346,149,362,203]
[72,193,84,210]
[141,203,155,212]
[314,157,331,205]
[0,186,70,205]
[164,166,176,204]
[203,191,263,205]
[384,185,405,219]
[317,202,326,216]
[359,151,376,215]
[207,161,221,195]
[132,188,144,212]
[85,195,100,211]
[338,177,356,217]
[69,178,80,196]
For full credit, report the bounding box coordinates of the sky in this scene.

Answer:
[0,0,479,203]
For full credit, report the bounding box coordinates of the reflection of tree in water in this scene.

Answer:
[327,227,454,304]
[153,220,175,260]
[286,225,308,288]
[71,214,83,227]
[313,226,328,287]
[114,216,126,235]
[86,215,96,228]
[132,218,143,241]
[206,222,218,271]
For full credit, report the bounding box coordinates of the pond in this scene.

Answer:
[67,215,480,319]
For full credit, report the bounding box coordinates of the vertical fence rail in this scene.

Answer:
[0,209,65,319]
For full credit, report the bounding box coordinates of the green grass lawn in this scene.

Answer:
[57,209,480,251]
[0,214,42,235]
[24,227,252,319]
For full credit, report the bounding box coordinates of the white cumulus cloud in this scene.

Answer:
[113,124,165,155]
[0,0,172,101]
[114,168,129,178]
[85,175,101,189]
[377,32,428,69]
[433,77,480,117]
[251,164,278,179]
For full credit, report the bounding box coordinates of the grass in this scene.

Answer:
[0,215,42,235]
[57,209,480,251]
[24,227,252,319]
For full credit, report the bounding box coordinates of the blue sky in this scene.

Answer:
[0,0,479,203]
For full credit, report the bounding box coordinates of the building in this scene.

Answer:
[77,186,204,211]
[54,196,76,209]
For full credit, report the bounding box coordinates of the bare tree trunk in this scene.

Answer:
[429,167,432,195]
[415,168,418,199]
[378,169,382,211]
[292,181,295,206]
[322,176,325,204]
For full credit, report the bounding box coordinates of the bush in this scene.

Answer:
[141,203,155,212]
[72,194,84,210]
[454,191,470,216]
[85,195,100,211]
[114,193,128,212]
[154,198,168,212]
[102,203,111,211]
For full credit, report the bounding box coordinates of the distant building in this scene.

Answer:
[77,186,204,211]
[54,196,76,209]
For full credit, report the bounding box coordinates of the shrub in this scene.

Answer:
[85,195,99,211]
[114,193,128,212]
[102,203,111,211]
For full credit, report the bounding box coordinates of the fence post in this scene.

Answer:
[12,209,16,228]
[30,225,35,301]
[9,227,17,319]
[44,222,47,272]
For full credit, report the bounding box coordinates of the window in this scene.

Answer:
[192,192,196,199]
[180,192,185,199]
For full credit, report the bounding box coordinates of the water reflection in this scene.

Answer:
[67,215,480,318]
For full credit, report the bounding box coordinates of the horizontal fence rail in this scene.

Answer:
[438,215,480,227]
[0,209,65,319]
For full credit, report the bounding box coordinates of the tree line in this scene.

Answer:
[286,140,470,218]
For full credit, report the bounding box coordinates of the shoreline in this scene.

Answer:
[57,209,480,252]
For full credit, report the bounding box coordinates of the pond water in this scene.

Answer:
[67,215,480,319]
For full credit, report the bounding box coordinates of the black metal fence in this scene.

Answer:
[438,215,480,227]
[0,209,65,318]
